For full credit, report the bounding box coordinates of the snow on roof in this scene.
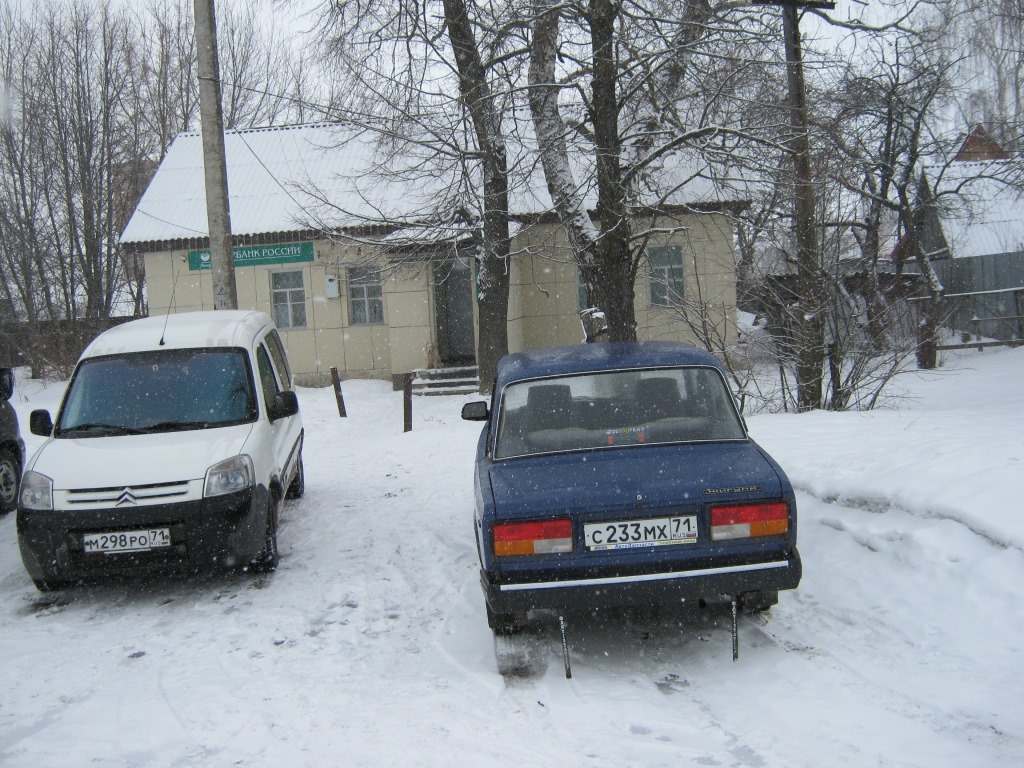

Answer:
[121,122,741,246]
[927,159,1024,259]
[121,123,429,244]
[82,310,273,357]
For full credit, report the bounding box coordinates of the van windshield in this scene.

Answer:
[56,349,257,438]
[493,366,746,459]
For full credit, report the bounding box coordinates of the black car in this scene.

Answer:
[0,368,26,514]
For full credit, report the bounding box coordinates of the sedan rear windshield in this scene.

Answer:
[494,366,745,459]
[56,348,257,438]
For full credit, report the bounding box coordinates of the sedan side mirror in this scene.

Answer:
[30,409,53,437]
[268,390,300,422]
[461,401,489,421]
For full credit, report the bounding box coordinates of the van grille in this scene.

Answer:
[63,481,194,508]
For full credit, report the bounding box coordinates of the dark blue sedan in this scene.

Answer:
[462,341,801,641]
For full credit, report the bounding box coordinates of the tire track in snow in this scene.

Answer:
[792,481,1019,553]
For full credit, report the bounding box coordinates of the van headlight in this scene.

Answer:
[204,455,254,497]
[20,471,53,510]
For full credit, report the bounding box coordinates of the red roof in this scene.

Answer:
[954,125,1009,162]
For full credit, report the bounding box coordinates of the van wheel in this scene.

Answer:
[33,577,70,593]
[251,495,280,573]
[0,449,20,514]
[286,454,304,499]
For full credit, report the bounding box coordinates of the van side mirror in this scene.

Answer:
[461,401,489,421]
[0,368,13,401]
[30,409,53,437]
[268,390,299,422]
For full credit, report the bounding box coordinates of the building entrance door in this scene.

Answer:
[433,257,476,365]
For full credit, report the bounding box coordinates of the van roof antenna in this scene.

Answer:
[159,270,180,347]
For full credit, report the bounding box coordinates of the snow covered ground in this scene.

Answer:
[1,346,1021,767]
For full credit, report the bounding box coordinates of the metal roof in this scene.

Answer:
[121,122,743,247]
[928,160,1024,259]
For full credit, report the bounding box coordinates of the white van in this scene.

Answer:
[17,310,304,591]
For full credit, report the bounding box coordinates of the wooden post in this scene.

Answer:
[330,367,347,417]
[403,373,413,432]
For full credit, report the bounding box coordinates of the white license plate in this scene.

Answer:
[584,516,697,551]
[83,528,172,555]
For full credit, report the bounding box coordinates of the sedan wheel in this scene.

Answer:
[486,604,528,635]
[740,590,778,613]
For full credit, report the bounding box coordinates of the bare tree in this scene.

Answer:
[314,0,513,390]
[218,0,294,128]
[818,9,959,371]
[954,0,1024,150]
[40,0,143,320]
[526,0,810,349]
[136,0,200,159]
[440,0,512,390]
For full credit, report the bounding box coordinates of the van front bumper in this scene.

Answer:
[16,486,270,585]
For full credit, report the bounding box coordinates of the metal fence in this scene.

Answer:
[933,251,1024,341]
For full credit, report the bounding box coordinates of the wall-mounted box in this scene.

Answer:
[325,274,340,299]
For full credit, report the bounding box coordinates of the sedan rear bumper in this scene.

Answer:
[482,551,802,613]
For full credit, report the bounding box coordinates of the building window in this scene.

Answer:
[271,270,307,329]
[648,246,684,306]
[349,267,384,325]
[576,266,589,311]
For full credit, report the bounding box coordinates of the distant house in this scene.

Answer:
[121,123,744,386]
[916,126,1024,341]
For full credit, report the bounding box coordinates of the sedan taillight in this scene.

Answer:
[493,519,573,556]
[710,502,789,541]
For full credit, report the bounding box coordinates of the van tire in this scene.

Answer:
[0,448,20,514]
[33,577,70,593]
[251,495,280,573]
[286,454,304,499]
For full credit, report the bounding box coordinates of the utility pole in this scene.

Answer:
[756,0,834,409]
[193,0,237,310]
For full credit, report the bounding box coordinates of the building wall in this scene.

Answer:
[143,211,739,385]
[634,212,738,348]
[146,239,408,385]
[509,222,584,350]
[506,212,739,353]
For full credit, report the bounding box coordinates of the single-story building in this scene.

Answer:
[120,123,743,386]
[916,126,1024,341]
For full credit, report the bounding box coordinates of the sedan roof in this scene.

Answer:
[495,341,723,388]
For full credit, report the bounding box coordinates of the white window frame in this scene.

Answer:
[648,245,685,307]
[270,269,307,329]
[348,267,384,325]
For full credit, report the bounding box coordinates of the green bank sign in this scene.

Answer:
[188,241,314,271]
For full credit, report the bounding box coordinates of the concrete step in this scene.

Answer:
[411,366,480,396]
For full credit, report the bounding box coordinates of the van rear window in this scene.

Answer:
[56,349,257,437]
